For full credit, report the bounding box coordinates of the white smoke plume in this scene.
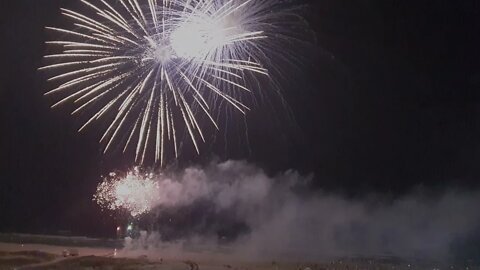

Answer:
[122,160,480,262]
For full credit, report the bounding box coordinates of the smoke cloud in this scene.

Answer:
[124,160,480,262]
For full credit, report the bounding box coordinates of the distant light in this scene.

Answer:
[116,226,121,231]
[127,224,133,231]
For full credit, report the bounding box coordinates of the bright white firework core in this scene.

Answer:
[144,37,173,64]
[171,17,232,59]
[153,46,173,63]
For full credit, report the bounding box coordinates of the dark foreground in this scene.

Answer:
[1,249,477,270]
[0,239,477,270]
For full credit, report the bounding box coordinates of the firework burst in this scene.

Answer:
[94,168,159,217]
[41,0,306,165]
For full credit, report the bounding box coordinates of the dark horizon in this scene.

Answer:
[2,0,480,240]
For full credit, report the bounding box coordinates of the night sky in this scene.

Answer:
[2,0,480,236]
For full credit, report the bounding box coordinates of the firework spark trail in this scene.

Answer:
[41,0,305,165]
[93,168,160,217]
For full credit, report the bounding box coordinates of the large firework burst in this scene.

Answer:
[41,0,305,165]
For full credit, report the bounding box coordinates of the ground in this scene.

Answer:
[0,241,474,270]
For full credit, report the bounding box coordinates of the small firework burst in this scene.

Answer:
[94,167,159,216]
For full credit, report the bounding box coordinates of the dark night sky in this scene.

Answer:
[2,0,480,236]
